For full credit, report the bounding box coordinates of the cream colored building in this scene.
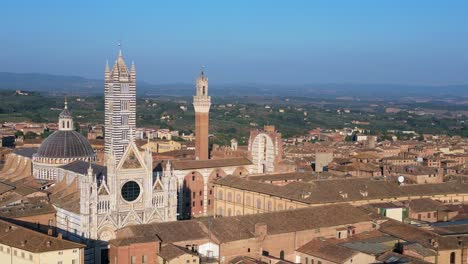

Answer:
[213,176,468,217]
[0,219,85,264]
[142,140,182,153]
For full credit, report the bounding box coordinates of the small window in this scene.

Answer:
[30,254,33,261]
[192,201,195,207]
[121,115,128,125]
[121,84,130,93]
[248,248,251,253]
[21,252,25,258]
[193,192,196,198]
[142,255,148,264]
[200,200,203,206]
[186,260,190,264]
[131,256,136,264]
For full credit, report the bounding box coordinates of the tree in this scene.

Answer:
[41,130,53,138]
[14,131,24,138]
[24,132,38,139]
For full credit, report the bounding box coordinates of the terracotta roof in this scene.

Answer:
[0,201,55,219]
[0,182,15,195]
[200,204,373,243]
[114,220,207,244]
[408,198,446,213]
[48,178,80,214]
[172,157,252,170]
[214,176,468,205]
[247,172,338,182]
[379,220,467,251]
[296,238,357,263]
[114,204,376,245]
[159,243,197,261]
[0,219,85,253]
[332,161,381,173]
[229,256,267,264]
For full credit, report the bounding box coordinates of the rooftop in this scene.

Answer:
[0,219,85,253]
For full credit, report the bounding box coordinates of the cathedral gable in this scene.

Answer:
[122,150,142,169]
[98,184,110,195]
[118,143,146,171]
[153,180,164,191]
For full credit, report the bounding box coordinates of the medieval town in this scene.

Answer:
[0,49,466,264]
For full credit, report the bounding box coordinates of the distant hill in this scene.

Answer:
[0,72,467,99]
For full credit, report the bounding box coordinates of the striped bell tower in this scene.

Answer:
[104,50,136,162]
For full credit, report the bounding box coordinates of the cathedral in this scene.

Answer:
[32,50,177,263]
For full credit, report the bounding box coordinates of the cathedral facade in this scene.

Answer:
[34,50,178,263]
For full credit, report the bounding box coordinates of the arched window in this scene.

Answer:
[279,250,285,260]
[305,257,308,264]
[450,252,455,264]
[256,199,262,209]
[227,192,232,202]
[246,196,251,206]
[267,201,273,211]
[278,204,283,211]
[227,208,232,216]
[236,194,242,203]
[236,210,241,216]
[218,190,224,200]
[217,207,223,216]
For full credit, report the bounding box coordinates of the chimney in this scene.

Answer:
[254,223,267,239]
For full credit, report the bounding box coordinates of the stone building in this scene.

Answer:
[109,204,382,264]
[248,125,283,173]
[0,219,86,264]
[213,175,468,217]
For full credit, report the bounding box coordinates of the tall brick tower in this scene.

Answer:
[193,69,211,160]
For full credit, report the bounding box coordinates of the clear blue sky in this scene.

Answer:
[1,0,467,85]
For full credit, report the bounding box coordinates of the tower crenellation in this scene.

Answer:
[193,69,211,160]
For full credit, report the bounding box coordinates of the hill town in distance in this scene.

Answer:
[1,2,468,264]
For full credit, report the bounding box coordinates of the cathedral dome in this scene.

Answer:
[36,130,95,159]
